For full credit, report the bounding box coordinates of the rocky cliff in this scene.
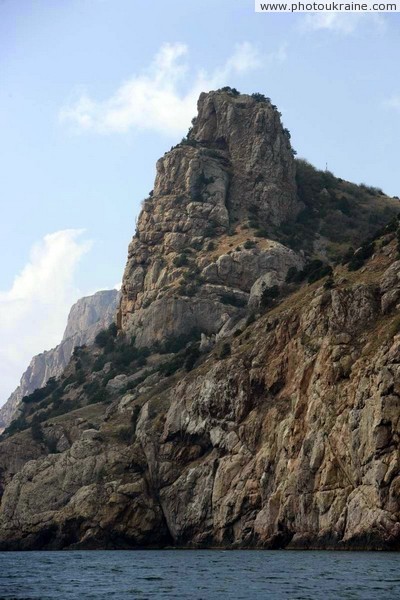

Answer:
[0,89,399,551]
[119,91,302,347]
[0,290,119,431]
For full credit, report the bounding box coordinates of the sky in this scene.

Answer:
[0,0,400,405]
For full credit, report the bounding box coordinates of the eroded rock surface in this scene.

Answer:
[119,91,301,346]
[0,90,399,551]
[1,246,400,550]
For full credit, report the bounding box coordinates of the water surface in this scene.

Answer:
[1,550,399,599]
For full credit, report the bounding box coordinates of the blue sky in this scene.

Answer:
[0,0,400,403]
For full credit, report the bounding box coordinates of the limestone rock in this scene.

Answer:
[381,260,400,313]
[119,91,301,347]
[0,90,399,552]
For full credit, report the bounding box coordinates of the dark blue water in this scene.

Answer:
[1,550,399,599]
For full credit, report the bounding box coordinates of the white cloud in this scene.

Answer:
[223,41,262,73]
[301,13,386,35]
[59,41,283,137]
[384,96,400,111]
[0,230,92,404]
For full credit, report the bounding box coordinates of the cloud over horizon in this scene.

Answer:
[0,230,92,405]
[59,41,285,137]
[384,95,400,112]
[301,12,386,35]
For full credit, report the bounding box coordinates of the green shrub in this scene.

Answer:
[159,354,185,376]
[2,415,28,437]
[160,329,200,354]
[245,313,256,326]
[22,377,57,404]
[75,370,86,385]
[191,240,203,251]
[285,260,333,285]
[31,421,44,444]
[115,425,135,443]
[260,285,280,309]
[359,184,384,196]
[72,345,86,358]
[104,337,116,354]
[299,260,323,282]
[396,229,400,257]
[88,388,109,405]
[243,240,256,249]
[251,93,269,103]
[173,253,189,268]
[93,355,107,372]
[108,323,118,337]
[308,264,333,283]
[285,266,299,283]
[94,323,118,348]
[113,345,140,368]
[179,283,198,297]
[46,437,59,454]
[219,86,240,96]
[43,397,81,419]
[83,380,109,404]
[341,247,355,265]
[283,127,291,139]
[51,387,64,402]
[217,342,231,359]
[180,138,198,147]
[95,329,111,348]
[335,197,351,216]
[61,375,77,391]
[254,229,269,238]
[136,354,147,368]
[219,292,247,308]
[248,204,259,215]
[348,241,375,271]
[204,224,218,238]
[202,148,222,160]
[323,276,335,290]
[184,346,201,371]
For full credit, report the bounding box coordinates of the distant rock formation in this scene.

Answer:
[0,290,119,430]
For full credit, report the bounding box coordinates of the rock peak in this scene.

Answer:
[189,89,297,224]
[119,89,301,345]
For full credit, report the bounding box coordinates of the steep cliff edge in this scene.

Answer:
[0,290,119,431]
[0,89,399,551]
[119,91,301,347]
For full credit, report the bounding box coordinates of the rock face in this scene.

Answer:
[62,290,119,343]
[1,244,400,550]
[119,91,301,347]
[191,91,298,225]
[0,290,119,431]
[0,90,399,551]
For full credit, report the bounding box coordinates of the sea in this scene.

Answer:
[0,549,399,599]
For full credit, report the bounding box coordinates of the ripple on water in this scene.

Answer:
[0,550,400,600]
